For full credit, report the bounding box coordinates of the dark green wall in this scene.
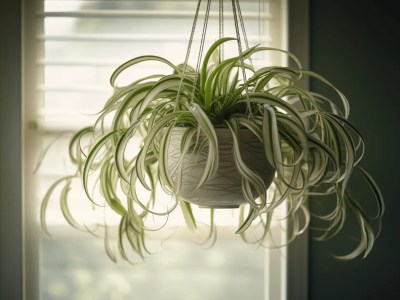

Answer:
[309,1,400,299]
[0,0,23,299]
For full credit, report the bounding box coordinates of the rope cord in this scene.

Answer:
[219,0,224,61]
[189,0,212,106]
[258,0,262,45]
[231,0,252,116]
[235,0,250,51]
[175,0,202,111]
[235,0,253,67]
[178,0,253,113]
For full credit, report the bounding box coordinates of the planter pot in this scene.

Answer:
[167,127,275,208]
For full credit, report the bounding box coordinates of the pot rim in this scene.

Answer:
[172,126,254,132]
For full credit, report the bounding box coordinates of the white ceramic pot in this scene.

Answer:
[167,127,275,208]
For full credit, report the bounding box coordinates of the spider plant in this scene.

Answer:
[41,37,384,262]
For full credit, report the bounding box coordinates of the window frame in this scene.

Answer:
[0,0,309,299]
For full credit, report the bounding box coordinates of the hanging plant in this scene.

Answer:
[41,37,383,262]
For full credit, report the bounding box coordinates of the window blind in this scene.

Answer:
[36,0,286,131]
[35,0,288,222]
[25,1,289,299]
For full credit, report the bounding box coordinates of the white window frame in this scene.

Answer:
[0,1,309,299]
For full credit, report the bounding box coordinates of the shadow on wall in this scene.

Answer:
[309,1,400,300]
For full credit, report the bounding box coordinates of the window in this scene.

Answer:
[20,1,309,299]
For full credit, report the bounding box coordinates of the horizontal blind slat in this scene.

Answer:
[38,57,273,67]
[39,84,110,92]
[39,10,271,19]
[38,33,271,42]
[36,0,278,131]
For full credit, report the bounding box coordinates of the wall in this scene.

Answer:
[309,1,400,299]
[0,0,23,299]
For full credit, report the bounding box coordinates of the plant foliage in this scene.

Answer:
[41,38,384,262]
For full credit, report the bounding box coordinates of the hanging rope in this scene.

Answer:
[189,0,212,106]
[235,0,250,52]
[231,0,252,117]
[175,0,203,111]
[178,0,253,112]
[219,0,224,61]
[235,0,253,68]
[258,0,262,45]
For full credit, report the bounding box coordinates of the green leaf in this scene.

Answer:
[83,130,120,200]
[189,103,219,188]
[226,119,267,209]
[263,105,284,176]
[110,55,181,87]
[357,166,385,219]
[200,37,237,90]
[236,207,258,234]
[68,127,93,164]
[180,200,197,230]
[60,179,88,231]
[40,175,76,235]
[100,160,128,216]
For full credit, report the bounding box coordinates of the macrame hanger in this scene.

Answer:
[219,0,224,62]
[175,0,202,111]
[176,0,212,108]
[258,0,262,46]
[231,0,253,116]
[189,0,212,106]
[236,1,249,48]
[178,0,252,110]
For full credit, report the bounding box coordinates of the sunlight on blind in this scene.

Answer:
[37,0,284,131]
